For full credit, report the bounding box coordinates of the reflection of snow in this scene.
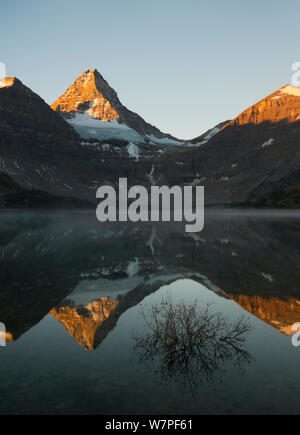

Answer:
[70,276,144,305]
[147,158,162,186]
[219,238,230,244]
[147,226,161,255]
[127,143,139,161]
[127,258,139,277]
[190,178,206,186]
[186,233,206,245]
[80,141,99,147]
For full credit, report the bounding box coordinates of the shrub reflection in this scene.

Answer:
[134,296,253,389]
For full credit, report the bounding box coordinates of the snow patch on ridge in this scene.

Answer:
[262,138,274,148]
[198,127,221,144]
[278,85,300,97]
[262,273,274,282]
[0,78,14,88]
[188,127,221,147]
[146,135,184,147]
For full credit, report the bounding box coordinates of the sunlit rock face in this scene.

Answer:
[2,74,300,209]
[0,75,165,206]
[224,293,300,336]
[51,69,120,121]
[51,69,181,142]
[50,298,119,350]
[159,84,300,207]
[224,85,300,127]
[0,77,16,88]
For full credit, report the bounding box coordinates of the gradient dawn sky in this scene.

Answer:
[1,0,300,139]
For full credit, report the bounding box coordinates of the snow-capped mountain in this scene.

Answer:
[0,76,168,206]
[51,69,184,146]
[1,74,300,209]
[189,84,300,146]
[223,84,300,127]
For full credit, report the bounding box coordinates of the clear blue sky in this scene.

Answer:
[1,0,300,139]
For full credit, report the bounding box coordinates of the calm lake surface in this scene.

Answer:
[1,210,300,415]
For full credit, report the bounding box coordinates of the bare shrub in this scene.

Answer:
[134,295,252,388]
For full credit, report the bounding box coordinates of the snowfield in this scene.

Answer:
[188,126,221,147]
[68,112,184,146]
[68,113,145,143]
[278,84,300,97]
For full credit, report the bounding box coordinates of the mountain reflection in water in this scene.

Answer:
[1,210,300,414]
[50,298,119,350]
[1,210,300,346]
[134,296,252,389]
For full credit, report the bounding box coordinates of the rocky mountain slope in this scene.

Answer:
[1,74,300,208]
[51,69,183,146]
[0,76,169,206]
[189,120,230,146]
[154,84,300,207]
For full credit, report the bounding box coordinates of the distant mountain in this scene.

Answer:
[0,76,168,206]
[226,84,300,126]
[155,84,300,207]
[189,120,230,146]
[0,77,79,143]
[51,69,183,146]
[1,74,300,209]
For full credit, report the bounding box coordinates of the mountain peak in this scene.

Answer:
[0,77,29,92]
[0,77,17,88]
[75,68,108,86]
[51,68,120,121]
[0,75,79,152]
[277,84,300,97]
[219,84,300,130]
[51,70,182,143]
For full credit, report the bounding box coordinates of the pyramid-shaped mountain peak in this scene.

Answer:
[51,69,182,143]
[51,68,120,121]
